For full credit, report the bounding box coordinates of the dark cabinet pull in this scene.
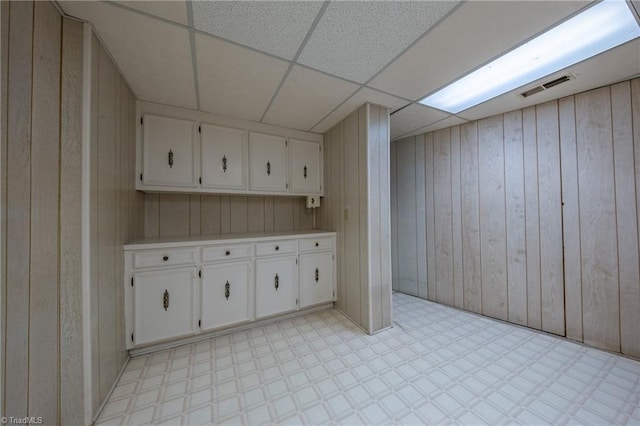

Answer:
[168,150,174,168]
[315,267,319,283]
[163,255,169,261]
[222,155,227,173]
[267,161,271,176]
[315,242,319,247]
[225,281,230,300]
[275,246,279,251]
[274,273,279,290]
[304,165,308,179]
[225,250,230,256]
[163,289,169,311]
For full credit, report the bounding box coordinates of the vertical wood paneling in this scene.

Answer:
[559,95,583,342]
[28,3,61,419]
[273,197,294,231]
[576,87,620,351]
[503,111,527,326]
[229,196,248,233]
[478,115,508,320]
[611,82,640,356]
[450,127,463,309]
[414,134,428,300]
[631,79,640,357]
[536,101,565,335]
[220,195,231,233]
[159,194,190,237]
[368,106,382,331]
[334,123,346,312]
[424,133,437,301]
[460,123,482,313]
[390,140,398,291]
[434,129,454,306]
[396,137,418,296]
[344,111,361,324]
[144,194,159,237]
[190,195,201,235]
[378,106,392,329]
[247,197,265,233]
[358,105,370,330]
[522,106,542,330]
[6,2,33,415]
[264,197,274,232]
[200,195,221,234]
[97,44,118,400]
[0,0,7,416]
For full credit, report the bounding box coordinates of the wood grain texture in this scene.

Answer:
[247,196,265,233]
[460,123,482,314]
[5,1,33,415]
[97,44,118,401]
[478,115,508,321]
[631,78,640,357]
[29,3,61,420]
[450,126,463,309]
[358,105,370,330]
[273,197,293,232]
[368,105,382,332]
[414,134,428,300]
[220,195,231,233]
[396,137,418,296]
[190,195,201,235]
[612,81,640,357]
[390,140,398,291]
[576,87,620,351]
[503,110,527,326]
[229,196,249,233]
[522,106,542,330]
[559,95,582,342]
[144,193,160,237]
[0,0,8,418]
[378,106,392,330]
[424,133,437,301]
[433,129,454,306]
[158,188,191,237]
[201,195,221,235]
[536,101,565,336]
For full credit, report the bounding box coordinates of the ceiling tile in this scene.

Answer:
[297,1,459,84]
[196,34,289,122]
[458,40,640,122]
[369,1,590,100]
[61,1,196,109]
[192,1,323,60]
[390,104,449,140]
[392,116,468,140]
[113,1,188,25]
[311,88,408,133]
[263,66,359,131]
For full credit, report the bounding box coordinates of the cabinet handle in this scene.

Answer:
[222,155,227,173]
[225,281,230,300]
[315,242,319,247]
[304,165,307,179]
[225,250,230,256]
[168,150,174,168]
[275,246,279,251]
[274,273,279,290]
[163,289,169,311]
[267,161,271,176]
[163,255,169,261]
[315,267,319,283]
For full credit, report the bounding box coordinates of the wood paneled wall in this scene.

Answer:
[318,103,392,334]
[87,30,144,419]
[144,194,312,238]
[391,78,640,357]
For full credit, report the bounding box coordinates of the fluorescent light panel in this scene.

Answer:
[419,0,640,114]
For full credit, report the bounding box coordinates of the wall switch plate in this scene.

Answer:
[306,196,320,208]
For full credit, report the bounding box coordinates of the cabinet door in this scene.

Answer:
[142,114,198,187]
[299,252,333,308]
[201,261,251,330]
[289,139,320,194]
[134,267,196,346]
[249,132,287,192]
[201,124,247,190]
[255,256,297,318]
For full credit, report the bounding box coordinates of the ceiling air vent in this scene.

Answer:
[519,74,575,98]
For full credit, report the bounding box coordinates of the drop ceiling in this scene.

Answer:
[59,1,640,140]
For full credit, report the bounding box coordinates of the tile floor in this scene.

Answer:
[97,292,640,425]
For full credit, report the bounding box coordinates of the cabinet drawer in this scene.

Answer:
[133,248,197,269]
[255,240,297,256]
[202,243,252,262]
[299,237,332,252]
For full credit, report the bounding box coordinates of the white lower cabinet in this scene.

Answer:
[125,232,336,350]
[299,252,333,308]
[201,261,251,331]
[255,256,297,319]
[133,267,196,346]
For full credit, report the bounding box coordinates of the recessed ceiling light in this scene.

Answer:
[419,0,640,114]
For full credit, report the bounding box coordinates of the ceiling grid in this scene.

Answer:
[57,0,640,139]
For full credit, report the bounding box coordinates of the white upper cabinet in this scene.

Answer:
[142,114,198,187]
[289,138,321,194]
[249,132,288,192]
[201,123,247,190]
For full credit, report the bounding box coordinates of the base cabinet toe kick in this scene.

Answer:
[124,232,336,351]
